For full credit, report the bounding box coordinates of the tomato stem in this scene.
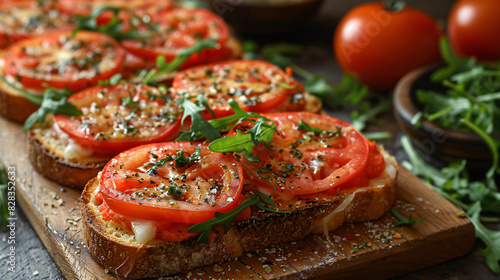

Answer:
[382,0,406,12]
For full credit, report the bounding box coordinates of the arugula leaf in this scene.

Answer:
[189,194,260,243]
[142,38,218,85]
[175,96,221,142]
[468,202,500,273]
[98,73,123,86]
[188,191,280,243]
[432,38,477,82]
[401,136,500,272]
[0,76,43,105]
[74,5,158,40]
[24,88,82,131]
[297,120,341,137]
[208,104,277,162]
[391,207,426,226]
[0,164,9,231]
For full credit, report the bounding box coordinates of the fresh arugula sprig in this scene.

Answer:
[401,136,500,273]
[188,191,278,243]
[98,73,123,86]
[415,37,500,135]
[297,120,341,137]
[73,5,158,40]
[175,98,277,162]
[391,207,426,226]
[142,38,219,85]
[208,101,277,162]
[0,164,9,231]
[0,77,81,130]
[175,95,221,142]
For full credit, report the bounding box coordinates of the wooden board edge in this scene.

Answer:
[15,185,80,280]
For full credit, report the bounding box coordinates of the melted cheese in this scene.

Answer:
[131,220,156,244]
[322,192,356,243]
[64,142,93,160]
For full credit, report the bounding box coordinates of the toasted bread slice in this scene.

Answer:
[81,147,397,278]
[28,119,110,189]
[0,56,42,123]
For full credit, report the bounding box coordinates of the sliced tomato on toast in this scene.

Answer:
[3,31,125,92]
[172,60,300,118]
[235,112,385,196]
[121,8,230,70]
[0,0,75,48]
[98,142,244,224]
[54,84,181,155]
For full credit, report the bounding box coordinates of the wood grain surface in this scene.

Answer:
[0,115,476,280]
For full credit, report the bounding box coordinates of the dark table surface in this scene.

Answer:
[1,1,499,279]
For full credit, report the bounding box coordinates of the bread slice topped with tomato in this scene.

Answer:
[28,84,182,189]
[0,1,242,123]
[81,112,397,278]
[26,58,321,189]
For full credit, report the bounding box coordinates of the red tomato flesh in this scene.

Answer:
[172,60,297,118]
[99,142,244,224]
[54,84,181,155]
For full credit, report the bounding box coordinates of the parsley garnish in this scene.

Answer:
[391,207,426,226]
[174,146,201,168]
[167,182,185,198]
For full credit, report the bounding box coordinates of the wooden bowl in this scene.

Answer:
[209,0,324,35]
[393,66,500,171]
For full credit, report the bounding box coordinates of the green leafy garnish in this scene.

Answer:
[297,120,341,137]
[401,136,500,272]
[0,164,10,231]
[0,76,82,130]
[73,5,158,40]
[208,100,277,162]
[174,146,201,168]
[142,38,219,85]
[188,191,279,243]
[167,182,185,198]
[175,96,221,142]
[98,73,123,86]
[391,207,426,226]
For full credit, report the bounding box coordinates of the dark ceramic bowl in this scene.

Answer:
[393,66,500,171]
[209,0,324,35]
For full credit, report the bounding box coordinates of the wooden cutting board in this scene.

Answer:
[0,117,475,280]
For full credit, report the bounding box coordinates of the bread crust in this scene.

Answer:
[28,127,109,189]
[81,148,398,278]
[0,56,40,123]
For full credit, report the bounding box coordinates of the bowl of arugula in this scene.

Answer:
[394,39,500,172]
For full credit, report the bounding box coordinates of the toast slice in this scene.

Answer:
[28,119,110,189]
[81,147,397,278]
[0,56,42,123]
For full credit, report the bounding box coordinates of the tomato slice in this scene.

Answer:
[0,0,75,48]
[121,8,230,69]
[57,0,172,17]
[99,142,244,224]
[3,31,125,91]
[54,84,181,155]
[172,60,297,118]
[236,112,371,196]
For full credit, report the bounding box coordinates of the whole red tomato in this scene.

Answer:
[334,2,442,90]
[448,0,500,62]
